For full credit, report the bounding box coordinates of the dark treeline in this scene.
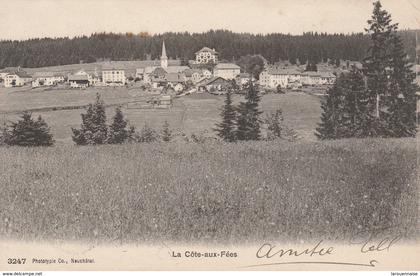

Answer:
[0,29,418,68]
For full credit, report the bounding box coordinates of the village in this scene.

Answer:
[0,41,363,99]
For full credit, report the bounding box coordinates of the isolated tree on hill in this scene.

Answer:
[235,81,263,141]
[161,120,172,142]
[107,106,135,144]
[72,93,108,145]
[214,90,236,142]
[3,111,54,146]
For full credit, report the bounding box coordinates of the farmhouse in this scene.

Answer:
[102,65,126,86]
[3,69,32,87]
[0,67,21,80]
[213,63,241,80]
[32,72,65,87]
[195,47,218,64]
[198,76,231,92]
[68,74,89,88]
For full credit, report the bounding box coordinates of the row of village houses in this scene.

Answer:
[0,42,340,92]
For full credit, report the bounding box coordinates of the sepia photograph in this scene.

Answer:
[0,0,419,273]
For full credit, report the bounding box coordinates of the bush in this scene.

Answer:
[2,112,54,147]
[136,124,159,143]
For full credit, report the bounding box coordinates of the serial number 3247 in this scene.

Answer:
[8,258,26,264]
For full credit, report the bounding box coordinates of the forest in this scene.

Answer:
[0,29,418,68]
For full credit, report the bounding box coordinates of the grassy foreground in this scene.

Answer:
[0,138,417,244]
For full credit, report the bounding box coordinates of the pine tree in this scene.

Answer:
[72,93,108,145]
[383,30,417,137]
[107,106,133,144]
[315,76,346,139]
[214,90,236,142]
[235,81,263,141]
[341,68,372,138]
[161,120,172,142]
[362,1,398,137]
[4,112,54,146]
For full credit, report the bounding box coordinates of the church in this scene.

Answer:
[142,41,190,84]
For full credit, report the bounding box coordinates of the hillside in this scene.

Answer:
[0,30,418,69]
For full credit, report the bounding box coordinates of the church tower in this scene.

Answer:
[160,40,168,69]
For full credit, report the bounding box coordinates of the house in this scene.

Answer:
[143,66,158,84]
[165,73,187,92]
[0,67,21,81]
[213,63,240,80]
[102,65,126,86]
[198,76,231,93]
[67,70,97,88]
[68,74,89,88]
[195,47,218,64]
[319,72,336,85]
[32,72,65,87]
[135,68,144,80]
[3,70,32,87]
[259,67,301,89]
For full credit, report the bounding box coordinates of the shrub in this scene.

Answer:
[136,124,159,143]
[2,112,54,147]
[161,121,172,142]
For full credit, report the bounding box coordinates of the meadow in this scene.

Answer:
[0,138,417,244]
[0,86,321,143]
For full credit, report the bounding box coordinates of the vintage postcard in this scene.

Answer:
[0,0,419,273]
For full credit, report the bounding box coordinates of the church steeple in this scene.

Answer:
[160,40,168,69]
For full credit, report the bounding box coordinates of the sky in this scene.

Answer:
[0,0,419,40]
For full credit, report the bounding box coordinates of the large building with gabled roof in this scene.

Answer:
[195,47,218,64]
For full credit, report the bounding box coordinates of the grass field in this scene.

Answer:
[0,138,417,244]
[0,87,321,143]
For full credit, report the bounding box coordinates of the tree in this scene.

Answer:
[237,55,265,80]
[161,120,172,142]
[383,29,417,137]
[265,109,298,141]
[107,106,134,144]
[235,81,263,141]
[315,77,346,139]
[340,68,372,138]
[362,1,398,136]
[214,90,236,142]
[362,1,416,137]
[72,93,108,145]
[3,111,54,146]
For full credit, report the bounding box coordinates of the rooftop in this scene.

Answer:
[195,47,218,55]
[215,63,240,70]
